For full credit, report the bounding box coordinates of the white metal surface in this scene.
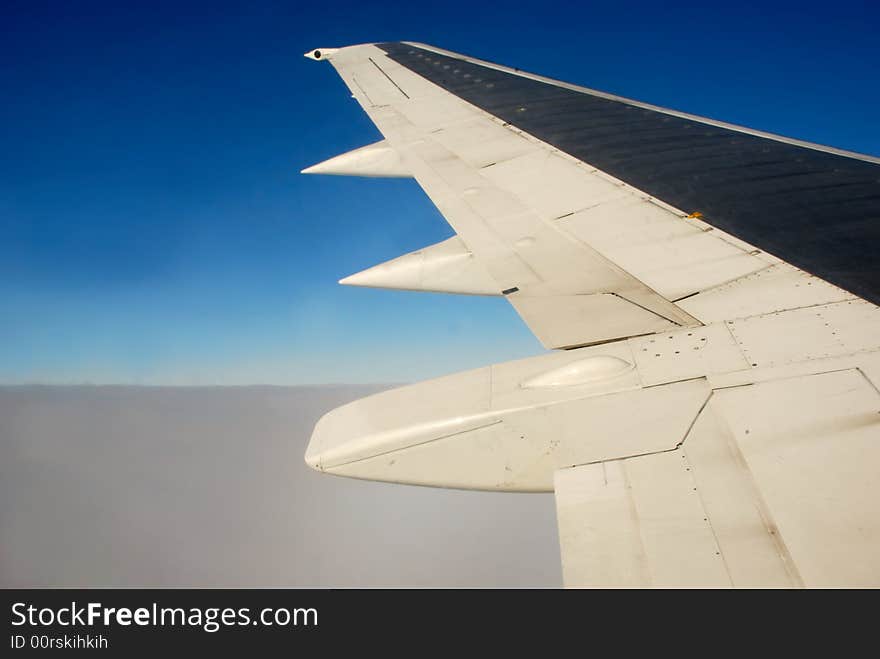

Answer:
[301,140,411,178]
[710,369,880,587]
[307,360,709,491]
[554,451,730,587]
[521,355,633,389]
[555,366,880,588]
[339,236,499,295]
[303,43,880,587]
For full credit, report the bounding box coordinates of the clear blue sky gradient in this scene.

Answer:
[3,0,879,384]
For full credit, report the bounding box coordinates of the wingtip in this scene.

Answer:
[303,47,339,61]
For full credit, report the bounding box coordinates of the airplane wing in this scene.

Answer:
[302,43,880,587]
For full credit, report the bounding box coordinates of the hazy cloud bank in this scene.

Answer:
[0,385,560,587]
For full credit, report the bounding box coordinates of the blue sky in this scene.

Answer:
[3,0,879,384]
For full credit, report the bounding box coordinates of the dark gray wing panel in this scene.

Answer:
[378,42,880,305]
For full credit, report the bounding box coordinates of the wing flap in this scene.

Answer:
[509,293,677,349]
[554,366,880,587]
[554,451,731,588]
[481,150,773,300]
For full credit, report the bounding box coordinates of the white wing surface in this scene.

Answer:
[302,43,880,587]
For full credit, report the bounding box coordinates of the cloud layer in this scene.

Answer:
[0,385,560,587]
